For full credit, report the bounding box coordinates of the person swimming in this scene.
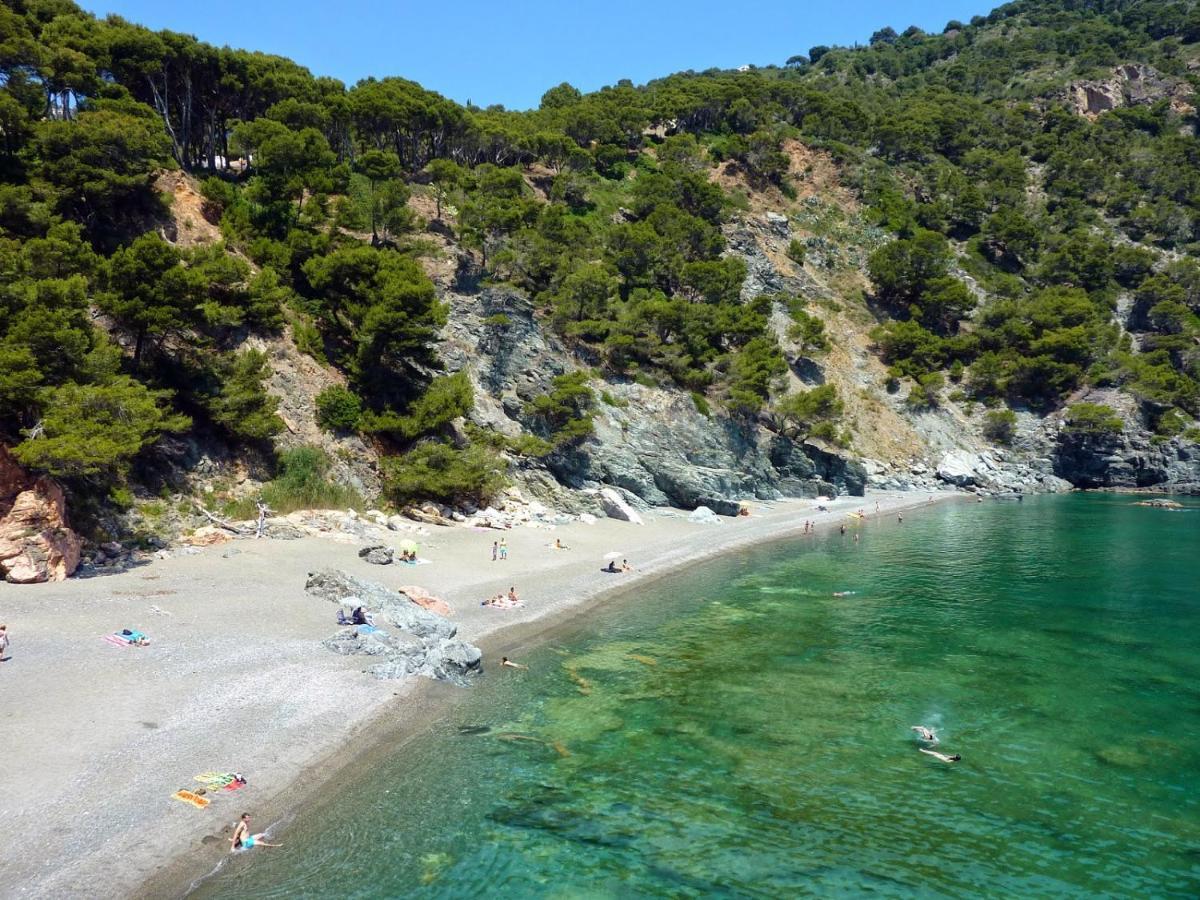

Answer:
[832,591,856,597]
[501,656,528,670]
[911,725,938,743]
[919,748,961,763]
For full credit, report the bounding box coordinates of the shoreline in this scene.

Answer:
[0,489,958,899]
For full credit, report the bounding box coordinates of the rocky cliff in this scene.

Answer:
[439,287,866,512]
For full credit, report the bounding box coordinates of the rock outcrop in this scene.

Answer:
[0,448,82,583]
[439,288,866,510]
[1053,430,1200,493]
[1067,64,1192,117]
[306,569,482,685]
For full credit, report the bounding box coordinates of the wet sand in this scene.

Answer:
[0,490,955,898]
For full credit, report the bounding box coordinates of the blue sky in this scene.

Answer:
[80,0,990,110]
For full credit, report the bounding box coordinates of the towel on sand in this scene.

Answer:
[172,790,210,809]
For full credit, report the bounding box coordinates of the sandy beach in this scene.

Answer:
[0,489,956,899]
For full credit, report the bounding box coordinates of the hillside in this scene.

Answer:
[1,0,1199,579]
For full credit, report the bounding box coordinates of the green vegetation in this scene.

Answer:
[381,442,507,507]
[1,0,1198,519]
[982,408,1018,444]
[1064,402,1126,437]
[225,446,364,518]
[315,385,363,432]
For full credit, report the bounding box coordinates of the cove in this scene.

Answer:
[194,494,1200,898]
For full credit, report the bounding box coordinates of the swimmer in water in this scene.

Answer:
[919,748,960,763]
[230,814,282,851]
[911,725,938,743]
[832,591,856,597]
[500,656,528,670]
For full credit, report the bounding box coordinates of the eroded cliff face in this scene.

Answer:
[439,287,865,511]
[0,447,82,583]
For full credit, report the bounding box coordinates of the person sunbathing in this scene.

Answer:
[603,560,620,573]
[507,587,519,603]
[621,559,633,571]
[351,606,370,626]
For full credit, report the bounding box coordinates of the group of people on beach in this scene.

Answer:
[491,539,508,561]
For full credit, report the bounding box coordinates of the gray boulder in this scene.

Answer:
[305,569,456,640]
[308,570,482,686]
[357,545,394,565]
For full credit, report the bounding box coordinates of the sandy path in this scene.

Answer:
[0,490,953,898]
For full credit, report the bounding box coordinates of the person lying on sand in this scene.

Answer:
[351,606,371,626]
[501,656,528,670]
[919,748,960,763]
[911,725,938,743]
[231,814,282,851]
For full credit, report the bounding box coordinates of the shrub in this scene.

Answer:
[983,408,1017,444]
[786,238,807,266]
[315,385,362,432]
[1064,402,1124,437]
[252,447,365,515]
[524,372,596,447]
[382,441,507,506]
[691,391,712,417]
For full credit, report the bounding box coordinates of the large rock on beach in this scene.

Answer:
[597,487,645,525]
[0,448,81,583]
[306,569,456,640]
[307,569,482,686]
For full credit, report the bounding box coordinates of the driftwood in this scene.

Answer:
[192,502,247,535]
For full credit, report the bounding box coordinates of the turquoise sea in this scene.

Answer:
[196,494,1200,898]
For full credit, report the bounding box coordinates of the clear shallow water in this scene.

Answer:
[197,494,1200,898]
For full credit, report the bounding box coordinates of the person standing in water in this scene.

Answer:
[840,523,846,535]
[230,814,282,851]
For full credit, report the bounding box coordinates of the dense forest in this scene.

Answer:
[1,0,1198,520]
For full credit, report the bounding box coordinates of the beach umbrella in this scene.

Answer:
[602,551,623,560]
[398,538,419,553]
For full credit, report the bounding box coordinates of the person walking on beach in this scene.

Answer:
[491,541,498,562]
[230,814,282,851]
[0,623,8,662]
[499,538,508,560]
